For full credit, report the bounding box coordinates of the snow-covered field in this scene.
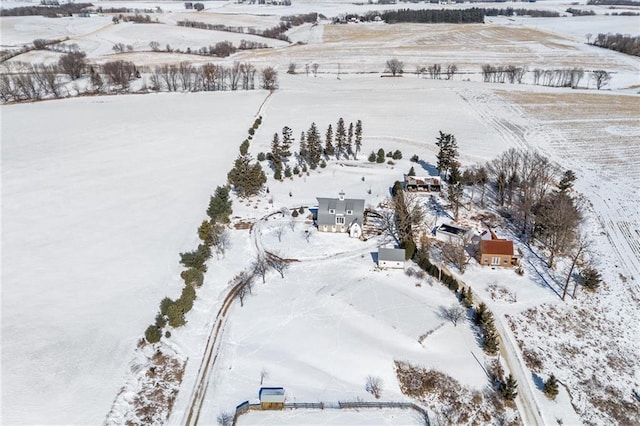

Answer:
[2,1,639,425]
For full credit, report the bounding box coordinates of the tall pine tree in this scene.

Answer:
[298,131,308,165]
[307,122,322,168]
[347,122,354,158]
[354,119,363,159]
[325,124,335,157]
[435,131,459,180]
[335,117,346,160]
[281,126,293,161]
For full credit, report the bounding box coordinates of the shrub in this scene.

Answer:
[368,151,376,162]
[543,374,559,399]
[240,140,250,155]
[319,160,327,168]
[392,149,403,160]
[293,165,300,175]
[298,206,305,214]
[291,209,299,217]
[284,165,292,178]
[410,154,419,162]
[164,330,171,338]
[177,285,196,313]
[376,148,386,163]
[145,325,162,343]
[248,127,255,136]
[160,297,173,316]
[274,169,282,180]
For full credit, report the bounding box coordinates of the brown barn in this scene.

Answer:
[479,231,521,267]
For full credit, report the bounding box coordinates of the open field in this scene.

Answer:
[2,2,639,425]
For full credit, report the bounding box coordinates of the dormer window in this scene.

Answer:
[329,209,335,214]
[346,210,353,215]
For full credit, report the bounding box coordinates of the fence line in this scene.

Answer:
[232,400,429,425]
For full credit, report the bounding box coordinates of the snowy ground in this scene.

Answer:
[2,2,639,425]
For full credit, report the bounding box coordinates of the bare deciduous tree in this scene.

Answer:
[274,225,285,242]
[267,253,289,278]
[385,58,404,76]
[439,305,465,327]
[58,51,86,80]
[252,254,269,283]
[592,70,611,90]
[365,375,383,399]
[217,411,233,426]
[260,368,269,385]
[261,66,278,90]
[442,242,470,273]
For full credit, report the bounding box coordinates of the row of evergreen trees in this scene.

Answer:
[259,118,364,180]
[145,185,234,343]
[146,119,270,343]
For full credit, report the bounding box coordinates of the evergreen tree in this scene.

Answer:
[368,151,376,162]
[376,148,386,163]
[228,154,266,197]
[270,133,282,170]
[160,297,173,317]
[145,325,162,343]
[408,166,416,176]
[181,267,204,287]
[474,302,488,325]
[207,185,232,223]
[500,374,518,401]
[544,374,559,399]
[325,124,335,157]
[346,122,354,157]
[558,170,577,193]
[307,122,322,167]
[155,311,167,329]
[447,162,464,220]
[166,302,186,328]
[179,244,211,273]
[274,168,282,180]
[435,131,459,180]
[335,117,346,159]
[284,165,292,178]
[198,220,215,245]
[461,288,473,308]
[177,284,196,313]
[392,149,403,160]
[239,139,250,155]
[354,119,363,159]
[298,131,308,164]
[281,126,293,160]
[483,327,500,355]
[580,267,601,291]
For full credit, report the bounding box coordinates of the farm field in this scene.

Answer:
[1,1,639,425]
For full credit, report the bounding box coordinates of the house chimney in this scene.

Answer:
[338,191,345,201]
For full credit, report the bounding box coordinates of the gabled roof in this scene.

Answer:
[378,247,405,262]
[480,239,514,256]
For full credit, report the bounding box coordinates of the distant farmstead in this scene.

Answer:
[316,192,365,238]
[405,174,441,192]
[259,387,285,410]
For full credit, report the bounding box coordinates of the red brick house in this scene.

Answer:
[479,231,521,267]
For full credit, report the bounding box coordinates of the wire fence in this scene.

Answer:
[232,400,429,425]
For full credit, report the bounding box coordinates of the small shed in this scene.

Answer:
[259,387,285,410]
[435,223,472,245]
[378,247,406,269]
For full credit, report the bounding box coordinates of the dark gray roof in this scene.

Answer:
[378,247,406,262]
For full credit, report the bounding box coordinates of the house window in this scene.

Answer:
[491,256,501,265]
[346,210,353,215]
[336,216,345,225]
[329,209,335,214]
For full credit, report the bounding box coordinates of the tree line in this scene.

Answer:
[177,19,292,42]
[0,52,278,103]
[590,33,640,57]
[479,63,612,90]
[0,2,92,16]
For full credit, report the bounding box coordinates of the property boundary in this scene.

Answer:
[232,400,429,425]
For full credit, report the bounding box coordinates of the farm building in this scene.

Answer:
[435,223,472,245]
[378,247,406,269]
[479,230,522,267]
[258,387,285,410]
[316,192,365,238]
[404,174,441,192]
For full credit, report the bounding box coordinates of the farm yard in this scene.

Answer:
[1,1,639,425]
